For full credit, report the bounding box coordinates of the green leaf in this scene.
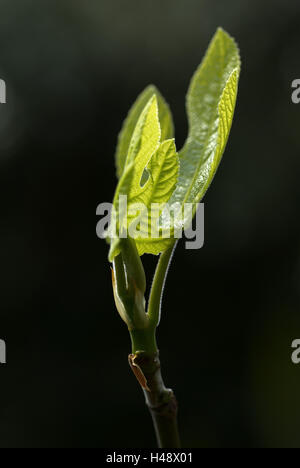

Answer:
[169,28,241,219]
[114,94,161,213]
[108,28,240,261]
[115,85,174,179]
[109,96,179,261]
[128,138,179,256]
[109,94,161,261]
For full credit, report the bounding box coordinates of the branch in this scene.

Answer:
[129,351,180,448]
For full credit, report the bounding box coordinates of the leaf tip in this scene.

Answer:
[216,27,241,70]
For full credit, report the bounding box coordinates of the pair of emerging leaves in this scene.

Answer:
[108,28,241,262]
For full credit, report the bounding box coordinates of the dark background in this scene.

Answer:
[0,0,300,448]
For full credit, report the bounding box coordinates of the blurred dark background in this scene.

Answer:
[0,0,300,448]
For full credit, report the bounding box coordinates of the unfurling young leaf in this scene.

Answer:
[108,94,161,261]
[108,27,240,261]
[169,28,240,216]
[115,85,174,179]
[109,95,179,261]
[127,138,179,256]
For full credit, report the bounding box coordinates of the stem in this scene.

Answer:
[128,351,181,448]
[130,327,157,355]
[148,242,177,327]
[112,240,180,447]
[128,242,180,448]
